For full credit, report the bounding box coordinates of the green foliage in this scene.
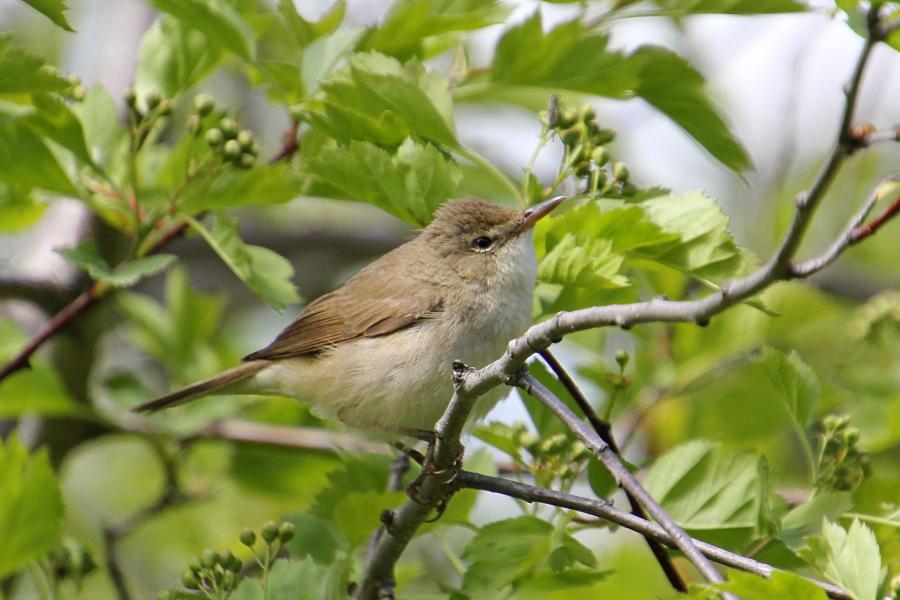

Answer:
[149,0,255,61]
[801,519,883,600]
[20,0,75,31]
[714,570,828,600]
[57,240,176,288]
[0,36,68,94]
[0,435,64,578]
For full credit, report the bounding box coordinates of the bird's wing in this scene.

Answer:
[243,271,443,361]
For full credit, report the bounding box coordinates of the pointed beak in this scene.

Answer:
[516,196,566,233]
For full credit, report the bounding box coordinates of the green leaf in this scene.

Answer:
[462,516,554,592]
[71,85,128,169]
[56,240,176,287]
[473,421,526,462]
[643,440,768,532]
[21,0,75,31]
[0,36,68,95]
[278,0,345,48]
[780,492,852,552]
[136,15,224,97]
[632,46,752,173]
[306,51,458,148]
[0,183,45,232]
[715,570,827,600]
[538,234,628,290]
[306,137,461,226]
[266,558,333,600]
[639,191,746,281]
[550,532,597,572]
[587,459,617,499]
[149,0,255,60]
[651,0,806,14]
[333,490,406,547]
[188,213,300,310]
[801,519,882,600]
[758,346,820,429]
[0,434,64,578]
[361,0,510,60]
[300,26,365,97]
[27,92,94,167]
[0,117,75,194]
[282,513,339,564]
[180,162,303,213]
[311,453,392,519]
[490,13,640,99]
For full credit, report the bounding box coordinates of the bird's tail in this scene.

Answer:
[132,360,270,414]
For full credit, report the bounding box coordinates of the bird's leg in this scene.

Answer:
[406,434,464,522]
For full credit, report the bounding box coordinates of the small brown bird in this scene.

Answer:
[133,196,564,434]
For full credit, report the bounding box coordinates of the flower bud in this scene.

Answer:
[70,85,86,102]
[261,521,280,543]
[124,88,137,108]
[157,99,173,116]
[612,162,629,182]
[237,130,253,150]
[181,570,200,590]
[223,571,237,590]
[239,529,256,547]
[67,73,82,87]
[238,152,256,169]
[193,93,215,116]
[219,118,238,139]
[223,139,241,159]
[187,114,201,135]
[278,521,295,543]
[200,549,218,569]
[561,128,580,147]
[590,146,610,166]
[205,128,224,148]
[615,350,630,369]
[594,128,616,145]
[578,104,595,122]
[40,64,59,77]
[145,89,161,110]
[559,108,577,128]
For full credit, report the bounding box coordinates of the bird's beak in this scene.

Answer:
[516,196,566,233]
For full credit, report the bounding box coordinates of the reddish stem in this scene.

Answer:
[852,194,900,242]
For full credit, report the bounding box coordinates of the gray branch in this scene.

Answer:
[458,471,855,600]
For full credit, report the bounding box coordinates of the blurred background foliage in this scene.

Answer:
[0,0,899,598]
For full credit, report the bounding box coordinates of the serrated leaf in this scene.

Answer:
[0,36,68,94]
[758,346,820,430]
[56,240,176,287]
[0,117,74,194]
[651,0,806,14]
[361,0,510,60]
[278,0,344,48]
[71,85,128,169]
[538,234,628,289]
[149,0,255,60]
[267,558,332,600]
[490,13,640,99]
[473,421,526,462]
[282,513,339,564]
[188,213,300,310]
[21,0,75,31]
[136,15,224,97]
[715,570,827,600]
[307,51,458,149]
[26,92,94,167]
[802,519,882,600]
[310,453,392,519]
[643,440,767,531]
[462,516,554,592]
[300,26,364,96]
[306,137,461,225]
[334,490,406,547]
[181,162,303,213]
[632,46,752,173]
[780,492,852,552]
[0,434,64,577]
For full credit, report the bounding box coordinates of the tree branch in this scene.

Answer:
[457,471,855,600]
[193,420,388,455]
[539,350,688,592]
[514,371,727,587]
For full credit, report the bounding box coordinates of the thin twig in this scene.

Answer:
[194,420,388,455]
[851,190,900,242]
[458,471,855,600]
[514,371,727,587]
[539,350,688,592]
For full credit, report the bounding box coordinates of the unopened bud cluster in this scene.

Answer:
[192,93,259,169]
[41,65,86,101]
[540,100,635,197]
[816,414,872,494]
[512,422,590,487]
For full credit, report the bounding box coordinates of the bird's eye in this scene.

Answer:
[472,236,493,250]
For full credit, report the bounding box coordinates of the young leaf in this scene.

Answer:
[278,0,345,48]
[758,345,820,432]
[27,92,95,167]
[538,234,628,290]
[149,0,255,61]
[490,13,640,99]
[715,570,827,600]
[71,85,128,169]
[462,516,554,592]
[0,36,68,95]
[642,440,768,532]
[306,52,458,149]
[780,492,852,552]
[360,0,510,60]
[333,490,406,547]
[0,183,45,232]
[300,26,365,96]
[56,240,176,287]
[136,15,224,97]
[305,137,461,225]
[21,0,75,32]
[188,213,300,310]
[632,46,752,173]
[266,558,334,600]
[801,519,882,600]
[282,513,339,564]
[180,162,303,213]
[0,118,75,195]
[0,435,65,578]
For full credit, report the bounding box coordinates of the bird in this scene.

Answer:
[132,196,564,436]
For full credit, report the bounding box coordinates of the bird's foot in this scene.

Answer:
[406,441,464,522]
